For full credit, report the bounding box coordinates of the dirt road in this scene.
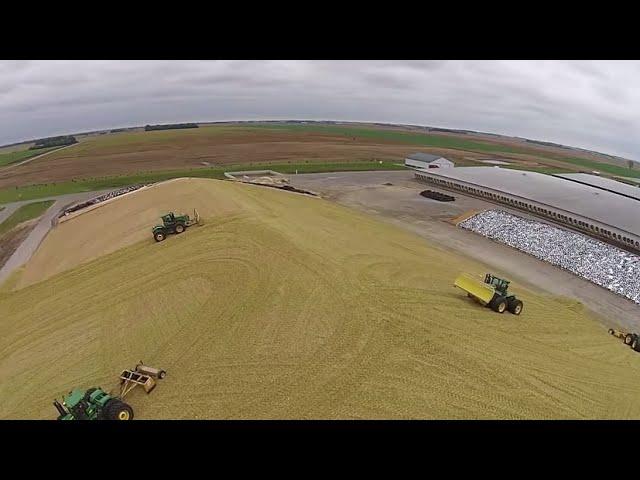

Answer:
[2,143,77,170]
[288,170,640,331]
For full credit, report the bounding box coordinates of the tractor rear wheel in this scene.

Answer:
[175,224,185,234]
[491,296,507,314]
[508,299,523,315]
[154,232,165,242]
[103,399,134,421]
[625,334,634,345]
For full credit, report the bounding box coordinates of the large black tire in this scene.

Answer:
[154,232,166,242]
[625,334,634,345]
[103,399,134,421]
[175,223,185,234]
[632,339,640,351]
[491,296,507,314]
[158,370,167,379]
[508,299,523,315]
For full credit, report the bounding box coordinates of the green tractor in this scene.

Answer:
[53,387,134,420]
[152,209,200,242]
[454,272,524,315]
[53,362,166,420]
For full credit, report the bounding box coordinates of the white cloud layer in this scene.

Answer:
[0,60,638,159]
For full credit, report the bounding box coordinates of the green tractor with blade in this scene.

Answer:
[454,272,524,315]
[152,209,200,242]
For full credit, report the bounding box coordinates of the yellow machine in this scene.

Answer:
[454,273,523,315]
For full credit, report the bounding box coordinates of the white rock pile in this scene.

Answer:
[459,209,640,305]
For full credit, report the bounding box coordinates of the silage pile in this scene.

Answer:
[459,209,640,305]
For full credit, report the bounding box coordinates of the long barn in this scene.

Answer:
[415,166,640,252]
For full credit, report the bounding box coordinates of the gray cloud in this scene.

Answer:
[0,60,638,160]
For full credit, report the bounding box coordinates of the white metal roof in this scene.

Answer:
[554,173,640,201]
[417,167,640,237]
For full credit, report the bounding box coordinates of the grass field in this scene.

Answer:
[2,178,640,419]
[249,123,541,155]
[0,147,60,167]
[0,161,405,204]
[0,200,53,237]
[559,157,640,178]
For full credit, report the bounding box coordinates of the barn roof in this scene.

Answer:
[406,152,443,163]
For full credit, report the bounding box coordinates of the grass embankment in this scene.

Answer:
[559,157,640,178]
[0,161,405,204]
[0,147,61,167]
[0,200,54,237]
[2,178,640,419]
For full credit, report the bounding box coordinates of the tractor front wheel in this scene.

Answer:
[103,399,134,421]
[154,232,166,242]
[608,329,615,335]
[491,296,507,314]
[175,224,185,234]
[508,299,523,315]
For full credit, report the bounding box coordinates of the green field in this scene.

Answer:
[0,200,54,237]
[0,161,405,204]
[250,123,541,155]
[0,146,61,167]
[2,178,640,419]
[559,157,640,178]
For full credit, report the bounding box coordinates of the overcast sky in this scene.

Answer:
[1,60,639,159]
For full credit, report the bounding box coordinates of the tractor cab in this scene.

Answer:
[484,274,510,295]
[162,213,176,226]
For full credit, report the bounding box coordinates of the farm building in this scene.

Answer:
[405,152,454,169]
[414,166,640,252]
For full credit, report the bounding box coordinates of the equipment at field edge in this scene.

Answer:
[53,362,166,420]
[153,209,200,242]
[454,272,524,315]
[608,328,640,351]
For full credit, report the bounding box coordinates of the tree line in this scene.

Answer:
[144,123,199,131]
[29,135,78,150]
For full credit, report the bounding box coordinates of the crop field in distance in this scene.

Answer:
[0,146,60,167]
[1,178,640,419]
[0,122,633,197]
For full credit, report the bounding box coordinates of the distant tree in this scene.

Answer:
[144,123,198,132]
[29,135,77,150]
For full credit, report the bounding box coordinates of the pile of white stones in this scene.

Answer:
[459,209,640,305]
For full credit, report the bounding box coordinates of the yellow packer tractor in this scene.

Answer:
[454,273,523,315]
